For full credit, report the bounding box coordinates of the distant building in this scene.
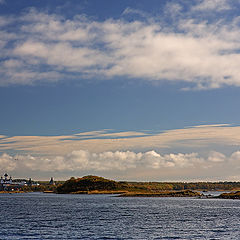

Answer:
[0,173,13,191]
[1,173,12,184]
[28,178,32,186]
[0,173,39,191]
[49,177,55,185]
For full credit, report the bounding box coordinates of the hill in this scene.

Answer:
[56,175,122,194]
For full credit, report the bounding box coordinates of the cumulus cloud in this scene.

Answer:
[1,149,240,181]
[0,153,17,171]
[228,151,240,169]
[0,150,205,173]
[1,2,240,88]
[208,151,226,162]
[1,125,240,180]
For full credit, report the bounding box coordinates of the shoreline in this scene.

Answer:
[1,190,240,199]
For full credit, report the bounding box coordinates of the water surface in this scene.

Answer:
[0,193,239,239]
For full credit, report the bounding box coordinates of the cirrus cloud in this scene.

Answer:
[1,124,240,157]
[192,0,231,12]
[1,125,240,180]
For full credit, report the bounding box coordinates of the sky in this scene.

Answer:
[1,0,240,181]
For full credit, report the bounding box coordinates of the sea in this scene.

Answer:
[0,192,239,239]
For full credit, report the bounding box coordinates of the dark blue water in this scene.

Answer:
[0,193,239,239]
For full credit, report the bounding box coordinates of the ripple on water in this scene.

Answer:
[0,194,240,239]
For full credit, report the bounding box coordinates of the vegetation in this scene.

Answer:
[56,175,123,194]
[119,190,201,197]
[0,191,25,194]
[22,184,58,193]
[125,181,240,191]
[4,175,240,197]
[217,191,240,199]
[56,175,240,196]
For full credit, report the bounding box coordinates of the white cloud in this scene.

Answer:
[164,2,183,18]
[1,124,240,180]
[122,7,148,18]
[1,149,240,180]
[0,17,11,26]
[229,151,240,168]
[1,2,240,88]
[0,150,204,173]
[2,124,240,157]
[208,151,226,162]
[192,0,231,12]
[0,153,17,171]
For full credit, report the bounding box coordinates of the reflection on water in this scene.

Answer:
[0,192,239,239]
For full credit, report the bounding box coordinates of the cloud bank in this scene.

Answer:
[0,150,202,172]
[1,124,240,180]
[1,1,240,89]
[1,149,240,181]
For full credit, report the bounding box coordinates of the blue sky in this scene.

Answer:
[1,0,240,181]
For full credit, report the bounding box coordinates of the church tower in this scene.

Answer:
[49,177,55,185]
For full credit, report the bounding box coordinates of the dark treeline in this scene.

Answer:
[5,175,240,194]
[22,184,58,192]
[56,175,240,194]
[125,181,240,191]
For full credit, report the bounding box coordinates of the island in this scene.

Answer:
[56,175,124,194]
[56,175,203,197]
[55,175,240,199]
[2,173,240,199]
